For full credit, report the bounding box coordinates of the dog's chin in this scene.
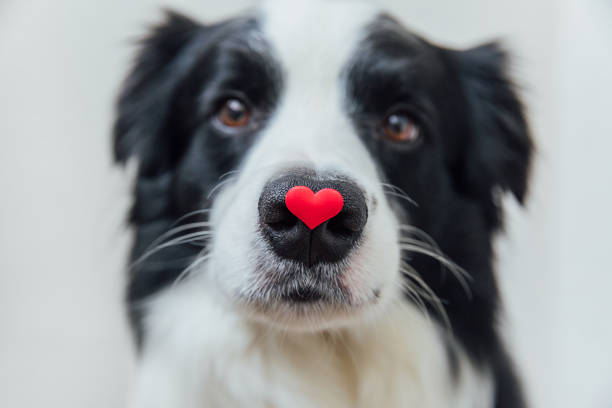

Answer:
[233,265,381,332]
[239,296,374,332]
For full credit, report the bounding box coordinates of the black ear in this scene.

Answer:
[113,11,203,175]
[450,43,533,209]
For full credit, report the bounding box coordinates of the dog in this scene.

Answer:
[114,1,532,407]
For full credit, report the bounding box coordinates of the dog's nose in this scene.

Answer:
[258,173,368,265]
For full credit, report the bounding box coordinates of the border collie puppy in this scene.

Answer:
[114,1,532,407]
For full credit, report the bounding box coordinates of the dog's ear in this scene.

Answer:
[448,43,533,214]
[113,11,203,175]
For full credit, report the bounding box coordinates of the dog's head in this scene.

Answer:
[116,1,531,340]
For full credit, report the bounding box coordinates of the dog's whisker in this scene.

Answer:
[207,176,239,200]
[130,231,213,269]
[167,209,211,228]
[397,224,473,298]
[217,169,241,181]
[145,222,212,252]
[399,244,472,298]
[172,254,212,286]
[380,183,419,207]
[397,278,430,322]
[399,263,452,331]
[397,224,441,249]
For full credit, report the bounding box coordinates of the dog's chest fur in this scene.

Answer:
[130,283,492,408]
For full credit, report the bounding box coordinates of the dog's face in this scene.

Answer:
[116,1,531,339]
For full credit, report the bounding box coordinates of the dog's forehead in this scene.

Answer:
[258,1,382,80]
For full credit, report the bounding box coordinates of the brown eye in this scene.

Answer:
[383,112,420,143]
[217,98,251,128]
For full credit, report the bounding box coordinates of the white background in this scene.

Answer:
[1,0,611,407]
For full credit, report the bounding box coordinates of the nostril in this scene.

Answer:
[326,214,358,238]
[266,209,299,232]
[331,208,367,234]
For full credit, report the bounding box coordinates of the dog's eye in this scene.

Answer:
[383,112,420,144]
[217,98,251,128]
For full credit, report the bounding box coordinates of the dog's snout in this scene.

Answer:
[258,172,368,265]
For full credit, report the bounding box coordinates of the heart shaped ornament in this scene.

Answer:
[285,186,344,230]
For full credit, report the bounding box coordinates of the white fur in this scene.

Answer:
[129,1,493,407]
[129,278,492,408]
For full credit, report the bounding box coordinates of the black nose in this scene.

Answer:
[258,172,368,265]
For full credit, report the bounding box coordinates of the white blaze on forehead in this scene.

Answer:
[260,0,380,84]
[248,0,382,182]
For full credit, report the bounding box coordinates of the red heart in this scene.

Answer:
[285,186,344,230]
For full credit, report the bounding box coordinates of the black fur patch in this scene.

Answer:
[344,15,532,406]
[113,11,283,342]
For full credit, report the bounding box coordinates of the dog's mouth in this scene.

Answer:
[231,255,383,330]
[282,286,325,303]
[243,260,352,306]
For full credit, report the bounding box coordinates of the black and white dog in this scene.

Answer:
[114,1,532,407]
